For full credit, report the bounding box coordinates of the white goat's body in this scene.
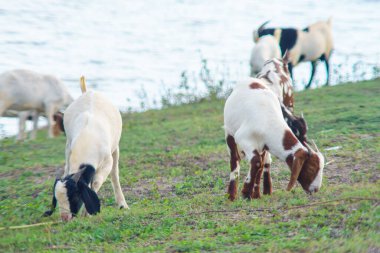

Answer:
[224,78,304,161]
[0,69,72,139]
[224,72,324,201]
[250,35,282,76]
[64,90,122,174]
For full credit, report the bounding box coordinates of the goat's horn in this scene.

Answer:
[311,139,320,153]
[72,167,86,183]
[258,20,270,32]
[55,167,64,180]
[301,112,304,119]
[303,140,313,155]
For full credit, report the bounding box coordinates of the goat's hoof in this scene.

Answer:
[252,192,261,199]
[227,180,238,201]
[119,204,129,209]
[263,191,272,195]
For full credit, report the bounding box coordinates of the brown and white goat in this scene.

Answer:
[224,76,324,200]
[0,69,72,140]
[254,18,333,88]
[44,77,128,221]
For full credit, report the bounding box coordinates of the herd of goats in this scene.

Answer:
[0,18,333,221]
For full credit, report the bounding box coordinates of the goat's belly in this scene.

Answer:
[8,101,44,111]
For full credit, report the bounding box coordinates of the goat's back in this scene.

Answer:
[64,90,122,151]
[250,35,282,75]
[0,69,72,111]
[224,78,286,137]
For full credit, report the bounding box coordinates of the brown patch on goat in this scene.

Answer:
[283,91,294,111]
[249,82,266,90]
[52,112,65,136]
[242,150,262,199]
[226,135,240,201]
[227,180,238,201]
[283,129,298,150]
[263,163,272,195]
[286,154,294,168]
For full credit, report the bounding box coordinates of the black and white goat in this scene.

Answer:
[224,58,324,201]
[44,77,128,221]
[254,18,333,89]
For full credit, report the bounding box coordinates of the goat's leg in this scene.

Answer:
[30,110,39,139]
[324,57,330,86]
[263,152,272,195]
[242,151,262,199]
[17,112,28,141]
[226,135,241,201]
[305,61,317,89]
[110,147,128,209]
[44,105,57,138]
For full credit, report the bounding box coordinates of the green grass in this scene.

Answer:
[1,79,379,252]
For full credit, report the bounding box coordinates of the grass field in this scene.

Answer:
[0,79,379,252]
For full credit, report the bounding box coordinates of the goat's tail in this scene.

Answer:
[80,76,87,93]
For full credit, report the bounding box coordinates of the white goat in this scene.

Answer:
[254,18,333,88]
[250,35,282,76]
[224,66,324,201]
[44,77,128,221]
[0,69,72,140]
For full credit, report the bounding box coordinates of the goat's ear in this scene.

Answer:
[53,112,65,136]
[287,150,307,191]
[43,180,58,217]
[78,181,100,215]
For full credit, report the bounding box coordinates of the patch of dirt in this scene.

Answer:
[0,165,59,184]
[122,176,183,199]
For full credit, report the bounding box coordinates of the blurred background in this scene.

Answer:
[0,0,379,137]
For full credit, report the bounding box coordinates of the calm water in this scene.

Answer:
[1,0,379,137]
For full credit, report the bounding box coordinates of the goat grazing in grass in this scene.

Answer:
[0,69,72,140]
[44,77,128,221]
[254,18,333,89]
[250,35,282,77]
[224,56,324,200]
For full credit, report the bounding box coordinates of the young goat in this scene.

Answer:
[250,35,282,77]
[44,77,128,221]
[254,18,333,89]
[0,69,72,140]
[224,77,324,201]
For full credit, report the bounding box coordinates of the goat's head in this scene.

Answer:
[298,140,325,193]
[43,164,100,221]
[253,20,270,42]
[281,105,308,145]
[52,112,65,136]
[287,140,324,194]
